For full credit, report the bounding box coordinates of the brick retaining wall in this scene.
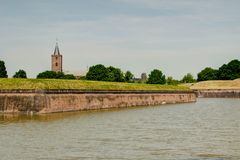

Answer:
[0,90,197,114]
[194,89,240,98]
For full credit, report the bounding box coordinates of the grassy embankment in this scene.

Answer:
[0,78,190,91]
[182,79,240,90]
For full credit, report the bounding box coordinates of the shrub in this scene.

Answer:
[13,69,27,78]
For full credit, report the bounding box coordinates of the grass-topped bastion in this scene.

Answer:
[182,79,240,90]
[0,78,190,91]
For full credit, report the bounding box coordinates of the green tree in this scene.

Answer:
[13,69,27,78]
[147,69,166,84]
[125,71,134,82]
[218,59,240,80]
[0,60,8,78]
[166,76,180,85]
[37,71,66,79]
[181,73,196,83]
[106,66,125,82]
[55,72,65,79]
[37,71,58,79]
[86,64,109,81]
[86,64,126,82]
[197,67,218,81]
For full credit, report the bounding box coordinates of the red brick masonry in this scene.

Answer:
[0,90,197,114]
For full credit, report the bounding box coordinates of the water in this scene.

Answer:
[0,98,240,160]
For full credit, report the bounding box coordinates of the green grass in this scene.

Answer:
[0,78,190,91]
[181,79,240,90]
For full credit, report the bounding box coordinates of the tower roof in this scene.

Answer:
[53,42,61,55]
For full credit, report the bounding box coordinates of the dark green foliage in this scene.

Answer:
[37,71,58,79]
[86,64,126,82]
[86,64,109,81]
[181,73,196,83]
[147,69,166,84]
[37,71,76,79]
[13,69,27,78]
[166,76,180,85]
[218,59,240,80]
[0,60,8,78]
[79,76,86,80]
[106,66,125,82]
[125,71,134,82]
[197,67,218,81]
[64,74,76,79]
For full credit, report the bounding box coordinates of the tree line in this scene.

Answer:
[85,64,133,82]
[83,64,194,84]
[0,61,27,78]
[197,59,240,81]
[0,59,239,84]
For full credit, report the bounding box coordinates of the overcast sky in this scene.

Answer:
[0,0,240,79]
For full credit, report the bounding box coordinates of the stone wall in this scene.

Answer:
[0,90,196,114]
[195,89,240,98]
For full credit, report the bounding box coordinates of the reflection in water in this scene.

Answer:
[0,107,138,124]
[0,98,240,160]
[0,111,93,124]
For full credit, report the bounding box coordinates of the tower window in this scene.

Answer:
[56,57,58,60]
[56,63,58,66]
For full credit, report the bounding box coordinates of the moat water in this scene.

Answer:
[0,98,240,160]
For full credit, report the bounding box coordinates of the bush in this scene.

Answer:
[37,71,76,79]
[166,76,180,85]
[37,71,58,79]
[13,69,27,78]
[64,74,76,80]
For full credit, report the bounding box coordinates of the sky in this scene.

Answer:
[0,0,240,79]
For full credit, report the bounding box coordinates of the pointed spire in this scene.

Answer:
[54,41,60,55]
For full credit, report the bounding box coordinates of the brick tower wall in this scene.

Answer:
[51,55,62,72]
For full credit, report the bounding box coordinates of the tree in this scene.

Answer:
[197,67,218,81]
[106,66,125,82]
[13,69,27,78]
[36,71,63,79]
[147,69,166,84]
[55,72,65,79]
[125,71,134,82]
[181,73,196,83]
[166,76,180,85]
[86,64,109,81]
[218,59,240,80]
[0,60,8,78]
[86,64,126,82]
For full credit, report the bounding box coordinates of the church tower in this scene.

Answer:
[51,42,63,72]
